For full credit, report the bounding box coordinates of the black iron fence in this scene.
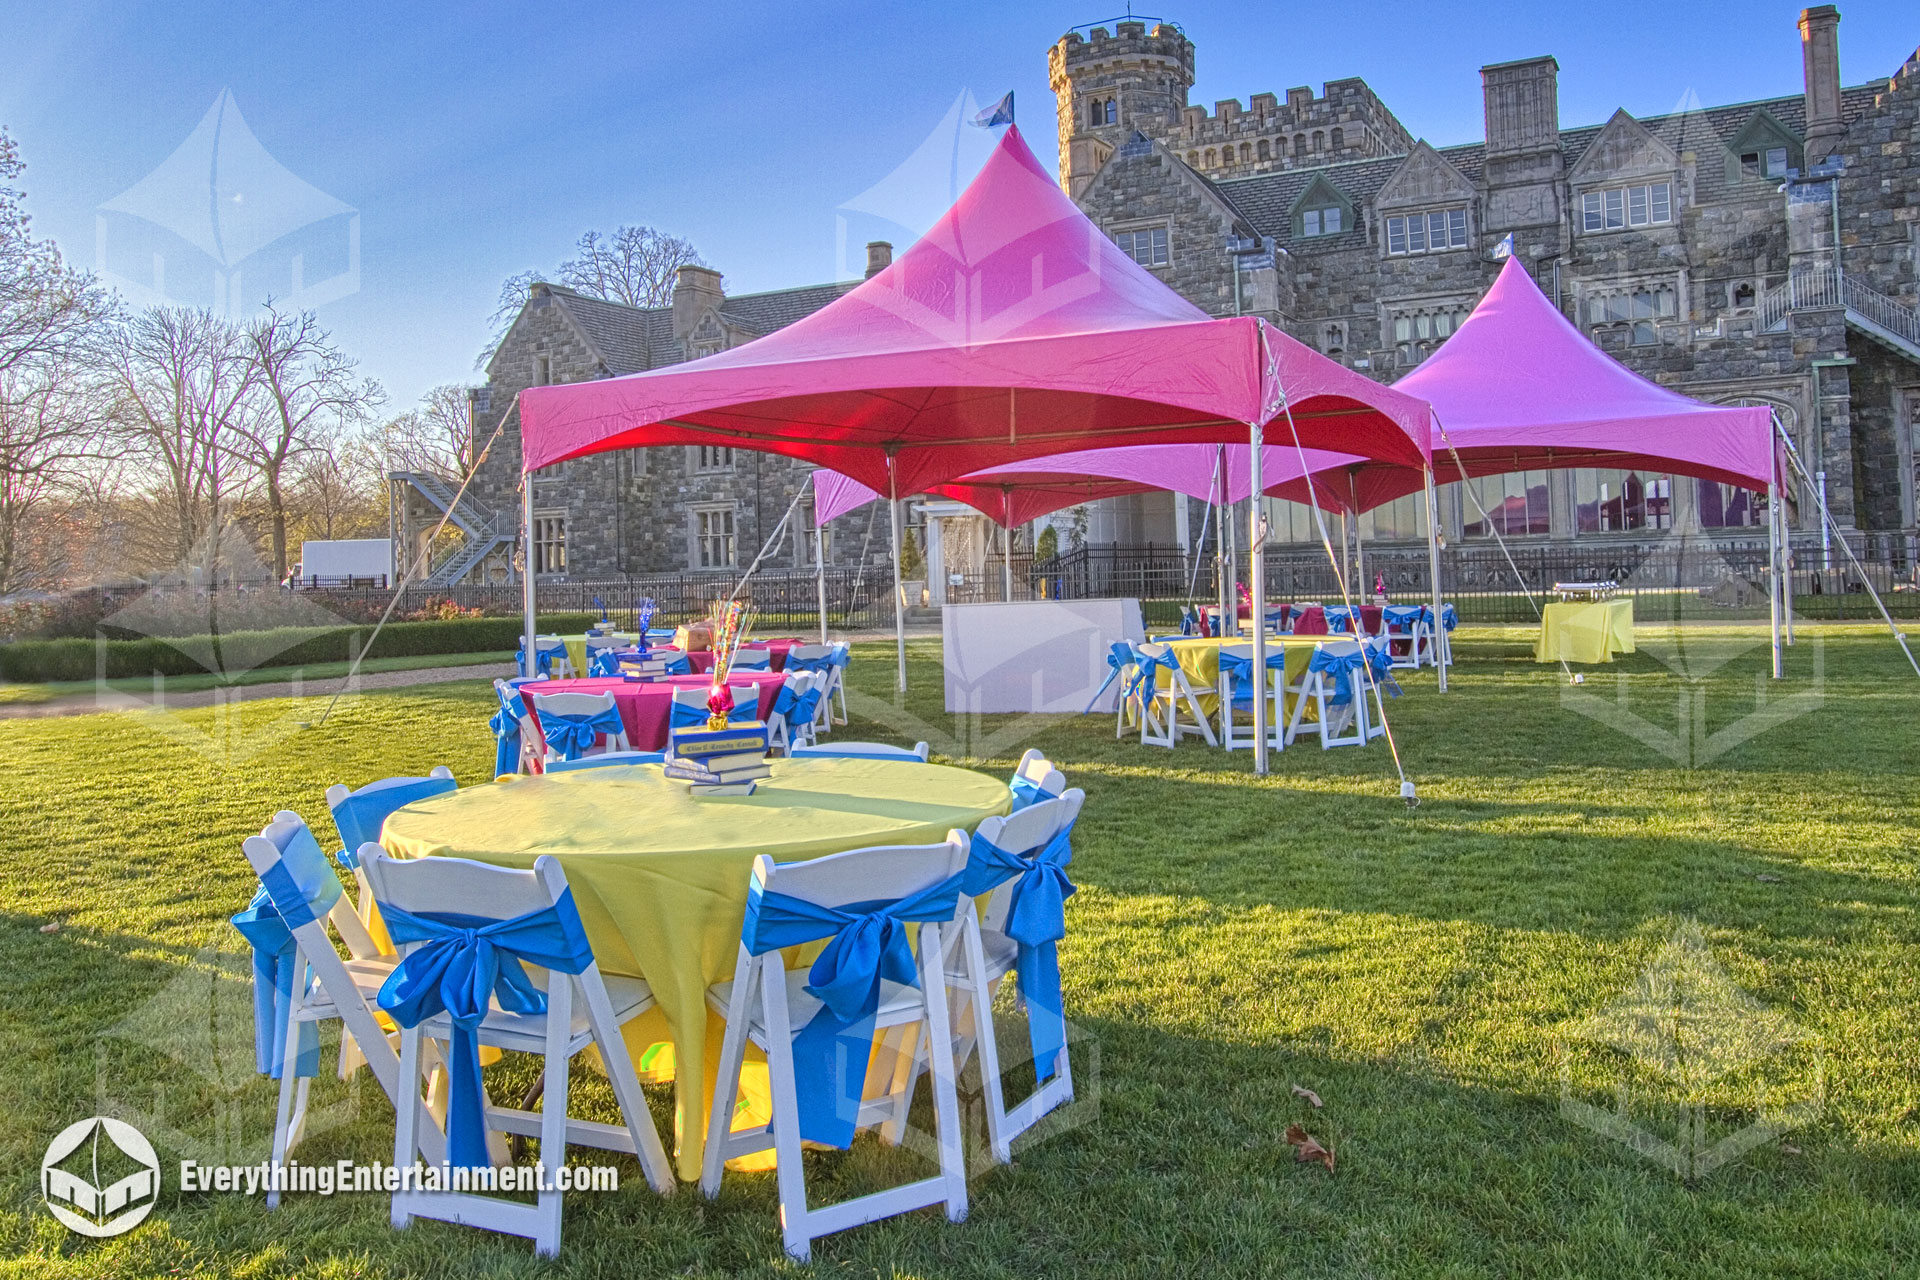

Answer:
[1030,539,1920,624]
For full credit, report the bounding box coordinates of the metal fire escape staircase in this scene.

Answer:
[1761,266,1920,366]
[390,470,512,586]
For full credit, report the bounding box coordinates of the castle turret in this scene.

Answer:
[1050,20,1195,198]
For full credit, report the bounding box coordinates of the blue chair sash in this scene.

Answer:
[491,687,527,776]
[773,683,822,727]
[540,704,626,761]
[731,651,773,671]
[1382,604,1422,630]
[1308,646,1370,704]
[331,775,458,869]
[1421,603,1459,631]
[1081,641,1138,714]
[1008,774,1052,811]
[588,648,623,678]
[1122,648,1179,704]
[784,653,835,675]
[1220,648,1288,709]
[515,645,557,678]
[230,826,343,1080]
[375,889,596,1169]
[962,823,1076,1080]
[739,872,965,1149]
[670,696,756,729]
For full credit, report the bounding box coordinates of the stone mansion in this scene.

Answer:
[402,6,1920,587]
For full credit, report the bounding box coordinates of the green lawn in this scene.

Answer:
[2,624,1918,1277]
[0,649,513,703]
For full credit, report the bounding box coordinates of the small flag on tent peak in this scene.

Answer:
[1492,233,1515,261]
[971,91,1014,128]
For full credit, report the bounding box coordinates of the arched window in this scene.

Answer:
[1204,149,1216,167]
[1293,133,1308,157]
[1104,98,1118,125]
[1731,281,1755,309]
[1330,127,1344,150]
[1240,142,1252,163]
[1187,150,1199,165]
[1257,139,1271,161]
[1313,130,1325,152]
[1088,99,1102,129]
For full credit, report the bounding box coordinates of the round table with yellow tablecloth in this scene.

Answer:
[1534,599,1635,664]
[1162,635,1331,724]
[379,757,1010,1181]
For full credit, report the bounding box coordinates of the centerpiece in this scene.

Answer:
[665,599,771,795]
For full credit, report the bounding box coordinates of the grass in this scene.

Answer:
[1,622,1917,1276]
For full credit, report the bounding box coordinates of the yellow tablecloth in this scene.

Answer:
[1163,636,1323,723]
[1534,599,1635,664]
[380,757,1010,1181]
[561,633,639,675]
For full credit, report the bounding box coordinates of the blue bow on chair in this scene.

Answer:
[784,653,835,676]
[1382,605,1422,629]
[1308,646,1374,705]
[376,889,596,1169]
[1082,641,1139,714]
[963,821,1077,1081]
[1121,648,1179,705]
[1008,774,1051,811]
[1220,647,1287,708]
[740,872,965,1149]
[1421,603,1458,631]
[670,697,756,730]
[490,687,527,776]
[230,828,343,1079]
[516,645,556,678]
[540,704,625,760]
[773,683,822,727]
[332,775,458,869]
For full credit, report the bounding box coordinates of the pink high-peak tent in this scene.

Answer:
[516,124,1435,737]
[1266,257,1775,514]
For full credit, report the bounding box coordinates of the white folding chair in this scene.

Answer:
[1216,643,1285,753]
[940,789,1084,1164]
[730,647,773,671]
[767,671,821,755]
[788,739,928,761]
[1381,606,1430,671]
[325,768,457,917]
[494,678,546,771]
[527,690,629,764]
[238,813,445,1205]
[533,635,573,679]
[1009,749,1065,809]
[784,643,846,729]
[1285,640,1386,750]
[359,848,675,1256]
[669,683,760,735]
[1134,642,1217,748]
[700,836,970,1261]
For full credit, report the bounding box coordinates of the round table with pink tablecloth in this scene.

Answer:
[524,672,787,752]
[685,638,802,675]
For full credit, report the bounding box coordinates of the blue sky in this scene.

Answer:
[1,1,1912,411]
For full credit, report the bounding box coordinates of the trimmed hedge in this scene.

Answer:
[0,612,601,684]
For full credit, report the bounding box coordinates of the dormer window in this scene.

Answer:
[1741,147,1789,178]
[1301,207,1343,237]
[1580,182,1671,232]
[1386,208,1468,255]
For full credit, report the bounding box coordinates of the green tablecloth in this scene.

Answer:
[381,757,1010,1180]
[1535,599,1636,664]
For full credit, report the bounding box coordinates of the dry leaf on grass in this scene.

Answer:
[39,922,59,934]
[1290,1084,1324,1108]
[1284,1123,1336,1172]
[1756,874,1783,883]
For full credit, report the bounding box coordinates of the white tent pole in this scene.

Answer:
[1003,486,1015,602]
[1340,509,1352,588]
[1351,472,1367,598]
[815,515,829,645]
[1769,472,1784,680]
[1249,420,1269,775]
[1219,445,1236,636]
[890,466,907,693]
[521,477,537,678]
[1424,466,1447,693]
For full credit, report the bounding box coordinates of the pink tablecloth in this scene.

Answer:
[525,672,787,752]
[684,638,802,675]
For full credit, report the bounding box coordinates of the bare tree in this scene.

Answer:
[238,301,386,577]
[0,128,114,385]
[286,429,386,541]
[481,223,704,363]
[104,307,258,576]
[380,384,472,479]
[0,363,104,591]
[559,225,703,308]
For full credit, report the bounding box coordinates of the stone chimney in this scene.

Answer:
[865,241,893,278]
[670,265,724,343]
[1480,56,1564,232]
[1800,6,1845,163]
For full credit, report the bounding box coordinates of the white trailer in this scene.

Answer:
[289,539,392,589]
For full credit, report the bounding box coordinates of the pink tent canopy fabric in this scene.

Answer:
[518,126,1431,496]
[811,467,1147,528]
[1266,257,1773,513]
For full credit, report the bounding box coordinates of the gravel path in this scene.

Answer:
[0,660,517,720]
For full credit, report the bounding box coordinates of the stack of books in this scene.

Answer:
[666,720,771,796]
